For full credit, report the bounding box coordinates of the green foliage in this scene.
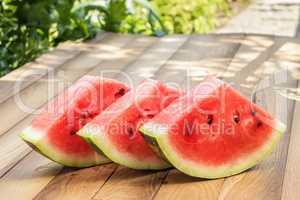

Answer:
[152,0,231,34]
[121,0,233,34]
[0,0,90,76]
[0,0,236,77]
[0,0,162,76]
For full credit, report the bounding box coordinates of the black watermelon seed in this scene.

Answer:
[257,121,262,128]
[80,111,90,119]
[251,110,256,116]
[115,88,126,98]
[147,114,155,119]
[127,127,134,137]
[233,115,240,123]
[70,130,76,135]
[233,111,240,123]
[207,115,213,125]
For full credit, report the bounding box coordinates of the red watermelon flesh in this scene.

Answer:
[20,75,129,167]
[78,79,182,169]
[140,77,285,178]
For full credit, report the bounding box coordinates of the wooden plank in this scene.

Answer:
[222,35,275,80]
[94,34,245,200]
[153,34,248,89]
[0,33,109,104]
[280,44,300,200]
[34,164,118,200]
[93,167,168,200]
[228,36,283,82]
[281,83,300,200]
[0,115,34,177]
[215,41,299,200]
[0,44,80,104]
[226,36,287,97]
[0,33,135,137]
[0,152,62,200]
[0,34,157,200]
[153,170,223,200]
[114,35,189,85]
[35,35,188,200]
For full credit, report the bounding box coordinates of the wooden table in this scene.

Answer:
[0,33,299,200]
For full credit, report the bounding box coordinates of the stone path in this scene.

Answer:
[217,0,300,37]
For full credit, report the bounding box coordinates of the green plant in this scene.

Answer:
[0,0,91,76]
[151,0,231,34]
[0,0,163,77]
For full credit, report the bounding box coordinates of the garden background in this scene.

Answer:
[0,0,246,77]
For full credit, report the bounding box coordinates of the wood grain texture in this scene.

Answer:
[0,152,62,200]
[0,115,34,177]
[34,164,118,200]
[154,170,224,200]
[0,33,109,104]
[281,82,300,200]
[116,35,189,84]
[279,43,300,200]
[154,34,245,88]
[93,167,168,200]
[0,34,298,200]
[222,35,275,91]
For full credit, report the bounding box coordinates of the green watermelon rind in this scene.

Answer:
[140,120,285,179]
[141,134,170,163]
[20,126,111,168]
[77,128,109,158]
[77,123,171,170]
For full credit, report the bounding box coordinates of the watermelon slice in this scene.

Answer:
[20,75,129,167]
[78,79,182,169]
[140,77,285,178]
